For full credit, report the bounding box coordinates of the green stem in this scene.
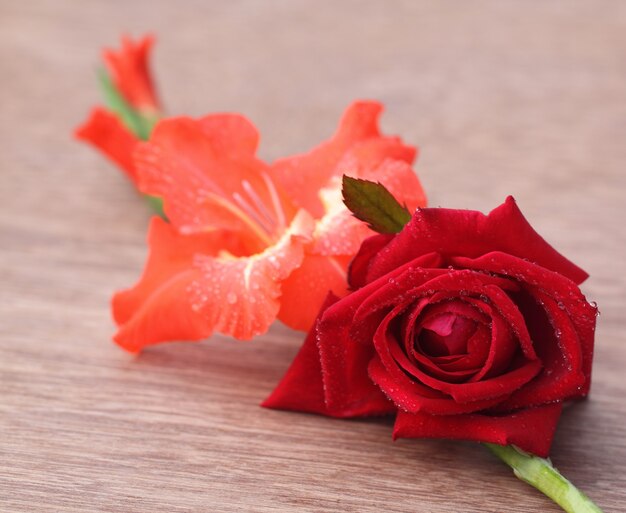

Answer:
[145,195,165,217]
[98,69,156,141]
[98,69,165,218]
[484,443,603,513]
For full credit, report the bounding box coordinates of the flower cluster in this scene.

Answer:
[75,35,426,352]
[75,34,602,513]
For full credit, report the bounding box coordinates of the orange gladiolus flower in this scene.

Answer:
[103,34,160,115]
[75,108,141,183]
[270,102,426,330]
[75,34,161,186]
[112,101,427,352]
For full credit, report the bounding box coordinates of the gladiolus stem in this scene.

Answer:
[484,443,603,513]
[98,69,165,217]
[98,69,156,140]
[145,195,165,217]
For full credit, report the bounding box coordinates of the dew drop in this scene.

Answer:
[227,292,237,304]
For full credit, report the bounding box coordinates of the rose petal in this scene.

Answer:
[433,324,491,373]
[400,297,484,381]
[369,355,504,415]
[313,259,429,413]
[354,268,517,327]
[456,302,519,383]
[368,305,508,414]
[421,313,458,339]
[348,233,402,290]
[497,290,587,410]
[400,302,487,383]
[471,284,537,361]
[387,328,541,404]
[393,403,563,457]
[365,197,588,286]
[414,299,488,357]
[349,255,447,344]
[262,288,396,417]
[263,293,393,417]
[453,251,596,397]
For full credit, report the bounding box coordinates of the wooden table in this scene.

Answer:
[1,1,624,511]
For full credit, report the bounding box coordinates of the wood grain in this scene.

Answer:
[1,1,625,511]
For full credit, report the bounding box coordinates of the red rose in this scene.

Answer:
[264,197,597,456]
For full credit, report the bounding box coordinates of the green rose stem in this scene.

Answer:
[484,444,603,513]
[98,70,165,217]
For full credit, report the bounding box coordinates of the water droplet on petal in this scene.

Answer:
[227,292,237,304]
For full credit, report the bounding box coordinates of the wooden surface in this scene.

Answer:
[1,1,625,511]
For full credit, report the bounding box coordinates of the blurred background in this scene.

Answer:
[1,2,625,512]
[3,1,625,233]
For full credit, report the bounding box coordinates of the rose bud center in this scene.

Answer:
[418,313,477,356]
[401,297,513,383]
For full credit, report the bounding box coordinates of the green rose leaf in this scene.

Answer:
[341,175,412,234]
